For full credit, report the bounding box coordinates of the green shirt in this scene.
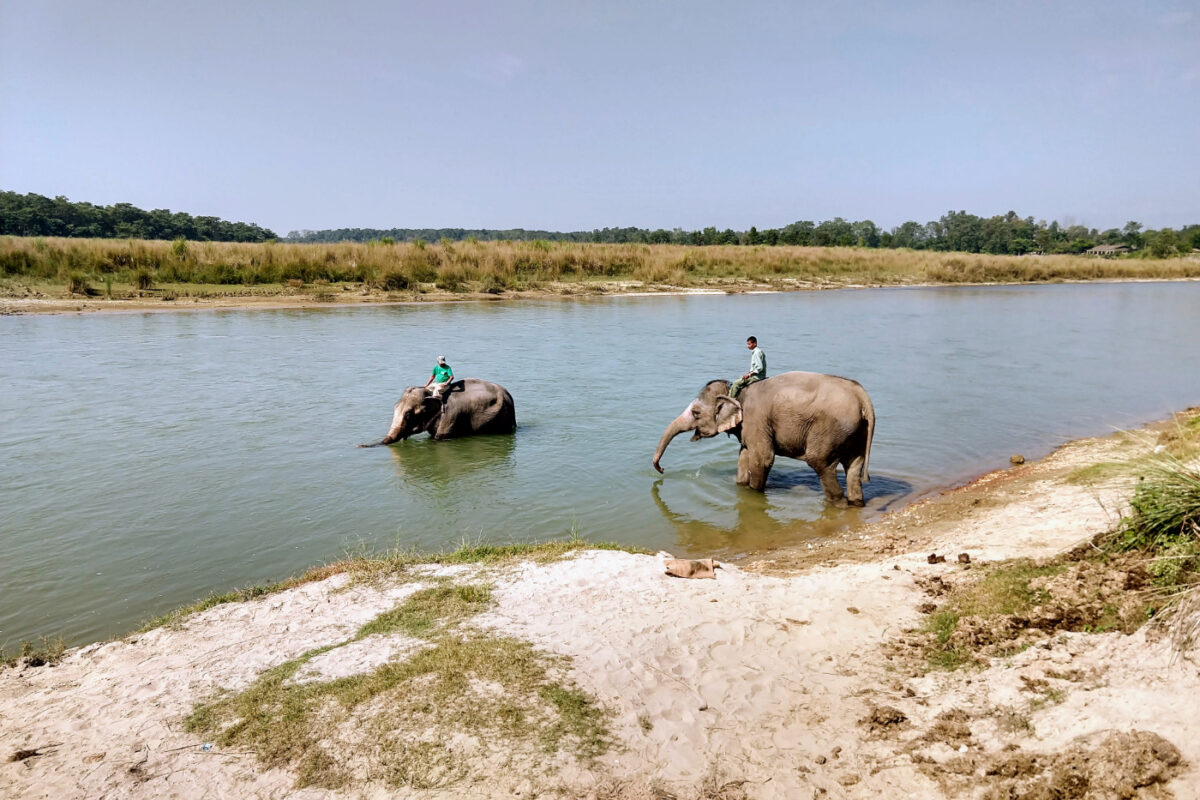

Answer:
[431,364,453,383]
[749,347,766,379]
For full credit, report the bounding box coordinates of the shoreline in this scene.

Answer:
[4,275,1200,316]
[3,410,1197,798]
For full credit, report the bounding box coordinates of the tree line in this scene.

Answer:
[288,213,1200,257]
[4,192,1196,257]
[0,192,277,242]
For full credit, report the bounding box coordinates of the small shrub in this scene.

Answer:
[1111,457,1200,553]
[67,272,93,295]
[403,249,440,283]
[135,268,153,290]
[2,636,66,668]
[379,269,410,291]
[171,237,189,259]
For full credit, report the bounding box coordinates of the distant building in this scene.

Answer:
[1084,244,1130,257]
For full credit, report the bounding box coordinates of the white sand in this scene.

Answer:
[3,429,1197,799]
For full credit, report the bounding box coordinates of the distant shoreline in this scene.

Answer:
[5,275,1200,316]
[4,235,1199,315]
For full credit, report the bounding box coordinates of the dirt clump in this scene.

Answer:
[923,708,973,746]
[1025,557,1152,635]
[956,730,1184,800]
[859,704,908,735]
[901,552,1160,671]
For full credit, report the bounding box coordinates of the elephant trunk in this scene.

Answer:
[652,403,697,473]
[379,407,409,445]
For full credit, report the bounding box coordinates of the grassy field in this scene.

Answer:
[3,235,1199,303]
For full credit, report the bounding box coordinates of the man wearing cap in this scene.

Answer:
[729,336,766,398]
[424,355,454,400]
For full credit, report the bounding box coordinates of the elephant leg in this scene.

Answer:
[737,445,774,491]
[843,455,866,507]
[812,460,848,507]
[430,408,455,440]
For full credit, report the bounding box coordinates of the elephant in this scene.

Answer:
[652,372,876,507]
[364,378,516,445]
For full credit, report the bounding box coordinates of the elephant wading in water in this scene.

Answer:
[365,378,516,445]
[652,372,875,507]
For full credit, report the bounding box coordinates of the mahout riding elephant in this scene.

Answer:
[652,372,875,507]
[364,378,516,446]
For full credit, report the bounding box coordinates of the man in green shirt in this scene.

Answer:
[729,336,766,398]
[424,355,454,400]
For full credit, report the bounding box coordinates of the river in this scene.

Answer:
[2,282,1198,647]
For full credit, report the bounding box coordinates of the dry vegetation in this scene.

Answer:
[3,235,1198,303]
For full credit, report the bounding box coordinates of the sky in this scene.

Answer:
[2,1,1197,235]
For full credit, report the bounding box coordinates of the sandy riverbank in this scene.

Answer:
[2,414,1198,799]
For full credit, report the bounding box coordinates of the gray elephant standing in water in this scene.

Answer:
[366,378,516,445]
[652,372,875,506]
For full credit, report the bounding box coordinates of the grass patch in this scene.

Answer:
[186,581,611,790]
[922,560,1067,670]
[1109,455,1200,555]
[354,584,492,640]
[1066,461,1132,484]
[949,561,1064,617]
[138,535,644,634]
[1,636,66,669]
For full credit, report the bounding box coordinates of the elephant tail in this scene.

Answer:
[861,389,875,483]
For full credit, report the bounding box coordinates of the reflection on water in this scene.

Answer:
[649,467,912,554]
[388,434,517,486]
[3,282,1200,647]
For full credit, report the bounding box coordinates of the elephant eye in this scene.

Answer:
[691,407,701,418]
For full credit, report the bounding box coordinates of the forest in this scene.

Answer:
[288,213,1199,258]
[3,192,1197,258]
[0,192,277,242]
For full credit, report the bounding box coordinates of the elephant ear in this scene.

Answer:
[715,395,743,433]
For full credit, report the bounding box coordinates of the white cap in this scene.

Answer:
[437,355,447,364]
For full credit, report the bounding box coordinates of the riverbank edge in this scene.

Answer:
[4,274,1200,316]
[3,408,1198,799]
[5,406,1192,663]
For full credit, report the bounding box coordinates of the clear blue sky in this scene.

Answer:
[2,1,1197,234]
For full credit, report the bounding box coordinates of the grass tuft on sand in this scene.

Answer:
[923,561,1066,670]
[185,580,611,790]
[139,534,645,634]
[1,636,66,669]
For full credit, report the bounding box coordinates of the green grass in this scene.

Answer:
[951,561,1064,617]
[923,560,1067,670]
[354,584,492,640]
[1109,456,1200,554]
[1,636,66,668]
[1066,461,1133,484]
[138,534,644,634]
[185,581,611,790]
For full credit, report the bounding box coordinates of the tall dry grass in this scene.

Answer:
[2,235,1198,293]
